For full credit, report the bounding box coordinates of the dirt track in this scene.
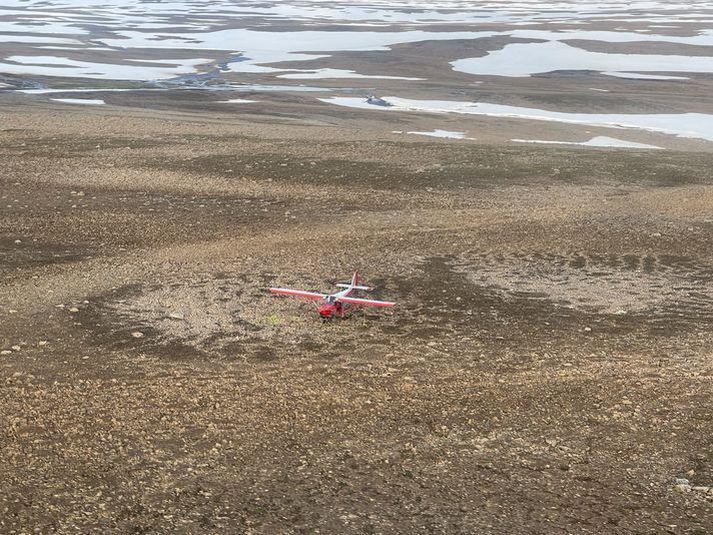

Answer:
[1,104,712,533]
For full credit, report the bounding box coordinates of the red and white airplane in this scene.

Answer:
[269,271,395,319]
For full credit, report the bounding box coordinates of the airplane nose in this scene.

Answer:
[318,304,334,317]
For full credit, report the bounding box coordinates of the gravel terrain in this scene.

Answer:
[1,103,712,533]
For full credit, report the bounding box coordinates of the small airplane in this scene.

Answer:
[269,271,395,319]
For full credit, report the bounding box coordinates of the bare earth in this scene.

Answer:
[1,102,712,533]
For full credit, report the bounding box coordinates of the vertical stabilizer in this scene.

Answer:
[336,272,370,290]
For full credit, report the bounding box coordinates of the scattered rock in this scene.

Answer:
[0,350,12,356]
[68,307,80,313]
[11,345,21,352]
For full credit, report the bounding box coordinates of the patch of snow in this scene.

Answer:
[322,96,388,110]
[50,98,105,105]
[321,96,713,142]
[601,71,689,80]
[512,136,662,149]
[406,129,473,139]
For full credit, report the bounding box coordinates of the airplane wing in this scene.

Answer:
[337,296,395,307]
[269,287,327,300]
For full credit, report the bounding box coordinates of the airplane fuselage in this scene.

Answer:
[317,288,353,318]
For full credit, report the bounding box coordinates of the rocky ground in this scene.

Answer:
[1,103,712,533]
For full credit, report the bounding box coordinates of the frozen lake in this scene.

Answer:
[451,39,713,79]
[2,1,713,85]
[2,0,713,145]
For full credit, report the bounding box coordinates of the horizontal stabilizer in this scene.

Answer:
[336,284,372,290]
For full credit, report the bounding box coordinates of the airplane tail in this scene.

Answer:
[336,271,371,291]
